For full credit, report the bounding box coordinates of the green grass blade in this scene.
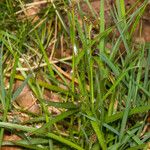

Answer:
[105,105,150,123]
[99,0,105,53]
[119,76,133,142]
[0,122,84,150]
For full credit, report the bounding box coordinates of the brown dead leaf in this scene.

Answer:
[13,80,35,109]
[2,134,21,150]
[13,80,30,95]
[3,134,21,141]
[15,91,36,108]
[13,80,40,115]
[28,103,41,115]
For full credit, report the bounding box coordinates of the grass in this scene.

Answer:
[0,0,150,150]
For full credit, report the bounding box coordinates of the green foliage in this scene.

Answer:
[0,0,149,150]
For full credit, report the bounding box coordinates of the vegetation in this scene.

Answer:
[0,0,150,149]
